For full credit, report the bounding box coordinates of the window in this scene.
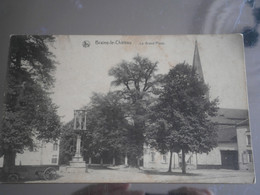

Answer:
[248,150,253,163]
[246,135,251,146]
[242,151,248,164]
[151,152,155,162]
[187,156,192,164]
[53,142,58,151]
[162,155,167,163]
[52,155,58,164]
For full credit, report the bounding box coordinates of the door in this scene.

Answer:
[220,150,239,170]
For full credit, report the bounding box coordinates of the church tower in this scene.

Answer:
[192,40,204,81]
[192,40,209,99]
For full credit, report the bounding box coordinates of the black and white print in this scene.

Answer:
[0,35,255,183]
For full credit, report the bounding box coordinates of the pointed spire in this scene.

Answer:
[192,40,209,99]
[192,40,204,82]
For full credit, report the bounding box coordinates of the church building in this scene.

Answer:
[143,41,254,171]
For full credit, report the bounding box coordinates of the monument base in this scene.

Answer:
[66,156,87,173]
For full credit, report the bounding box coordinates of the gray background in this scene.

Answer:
[0,0,259,194]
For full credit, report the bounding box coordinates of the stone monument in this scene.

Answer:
[66,110,87,173]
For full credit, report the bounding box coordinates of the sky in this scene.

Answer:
[49,35,248,123]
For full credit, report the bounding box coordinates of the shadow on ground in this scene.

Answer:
[0,173,64,183]
[88,165,116,170]
[143,170,201,176]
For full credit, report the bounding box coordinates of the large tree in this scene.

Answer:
[0,35,61,173]
[58,121,77,165]
[108,55,160,166]
[146,63,218,174]
[84,92,129,164]
[59,92,129,165]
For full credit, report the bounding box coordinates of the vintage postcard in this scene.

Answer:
[0,34,255,183]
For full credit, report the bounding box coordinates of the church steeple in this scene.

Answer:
[192,40,204,82]
[192,40,209,99]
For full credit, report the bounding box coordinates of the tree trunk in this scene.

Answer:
[124,153,128,166]
[195,152,198,169]
[173,152,175,169]
[3,150,16,174]
[130,107,145,167]
[168,150,173,172]
[181,149,186,174]
[112,157,116,166]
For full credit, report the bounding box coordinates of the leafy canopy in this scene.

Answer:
[108,55,161,165]
[59,92,129,164]
[147,63,219,155]
[1,35,61,157]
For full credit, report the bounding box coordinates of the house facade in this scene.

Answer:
[236,119,254,170]
[0,140,59,167]
[143,108,253,171]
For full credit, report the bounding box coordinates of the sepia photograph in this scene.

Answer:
[0,34,255,183]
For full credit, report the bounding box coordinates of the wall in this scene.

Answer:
[143,146,197,170]
[197,148,222,166]
[144,142,239,170]
[143,131,253,171]
[0,140,59,167]
[143,146,179,170]
[236,126,254,171]
[197,143,238,168]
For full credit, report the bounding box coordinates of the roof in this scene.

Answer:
[211,108,248,125]
[217,126,237,143]
[236,119,249,126]
[213,108,249,143]
[217,108,248,119]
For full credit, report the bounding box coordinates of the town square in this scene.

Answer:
[0,35,254,183]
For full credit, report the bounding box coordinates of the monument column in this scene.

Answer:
[67,110,87,173]
[75,135,81,158]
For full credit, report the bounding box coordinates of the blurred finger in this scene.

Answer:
[113,190,144,195]
[72,183,130,195]
[169,187,214,195]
